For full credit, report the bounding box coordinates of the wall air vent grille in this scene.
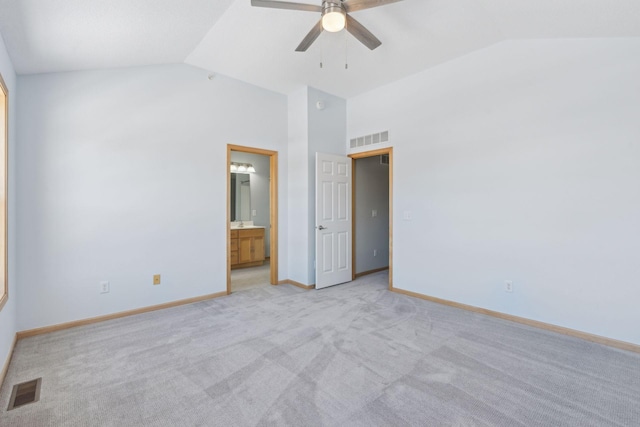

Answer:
[349,131,389,149]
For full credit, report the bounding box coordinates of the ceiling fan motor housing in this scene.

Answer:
[322,1,347,32]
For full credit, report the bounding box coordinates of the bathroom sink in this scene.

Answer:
[230,225,265,230]
[230,221,264,230]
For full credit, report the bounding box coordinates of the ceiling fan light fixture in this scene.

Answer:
[322,4,346,32]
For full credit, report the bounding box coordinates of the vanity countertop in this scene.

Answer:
[230,225,265,230]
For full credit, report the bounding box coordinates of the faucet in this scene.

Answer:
[238,220,244,228]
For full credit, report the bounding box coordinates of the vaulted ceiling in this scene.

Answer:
[0,0,638,98]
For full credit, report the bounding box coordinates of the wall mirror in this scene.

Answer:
[230,173,251,221]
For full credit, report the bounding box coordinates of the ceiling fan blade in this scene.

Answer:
[344,0,403,13]
[345,15,382,50]
[251,0,322,12]
[296,19,324,52]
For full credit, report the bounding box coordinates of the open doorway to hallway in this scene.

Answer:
[227,145,278,294]
[350,148,393,289]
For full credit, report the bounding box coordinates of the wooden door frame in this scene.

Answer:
[227,144,278,294]
[349,147,393,290]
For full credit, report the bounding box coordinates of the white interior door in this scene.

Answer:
[315,152,352,289]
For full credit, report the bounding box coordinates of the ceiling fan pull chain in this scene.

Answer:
[345,22,349,70]
[320,32,325,68]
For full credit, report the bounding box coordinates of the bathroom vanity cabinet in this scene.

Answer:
[230,227,265,268]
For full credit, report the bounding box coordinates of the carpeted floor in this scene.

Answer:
[231,261,271,293]
[1,271,639,426]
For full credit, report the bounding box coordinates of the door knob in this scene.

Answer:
[317,225,327,230]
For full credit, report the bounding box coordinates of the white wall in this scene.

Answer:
[348,38,640,345]
[16,64,288,330]
[355,156,389,274]
[230,151,271,257]
[287,87,347,285]
[307,88,347,284]
[0,32,17,373]
[287,88,310,284]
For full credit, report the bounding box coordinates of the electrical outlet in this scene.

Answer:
[373,249,378,257]
[403,210,413,221]
[505,280,513,293]
[372,209,377,218]
[252,209,257,217]
[153,274,161,285]
[100,281,110,294]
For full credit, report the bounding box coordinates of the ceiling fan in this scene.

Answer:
[251,0,403,52]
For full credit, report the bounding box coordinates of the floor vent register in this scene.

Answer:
[7,378,42,411]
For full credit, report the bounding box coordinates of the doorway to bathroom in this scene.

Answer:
[227,145,278,294]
